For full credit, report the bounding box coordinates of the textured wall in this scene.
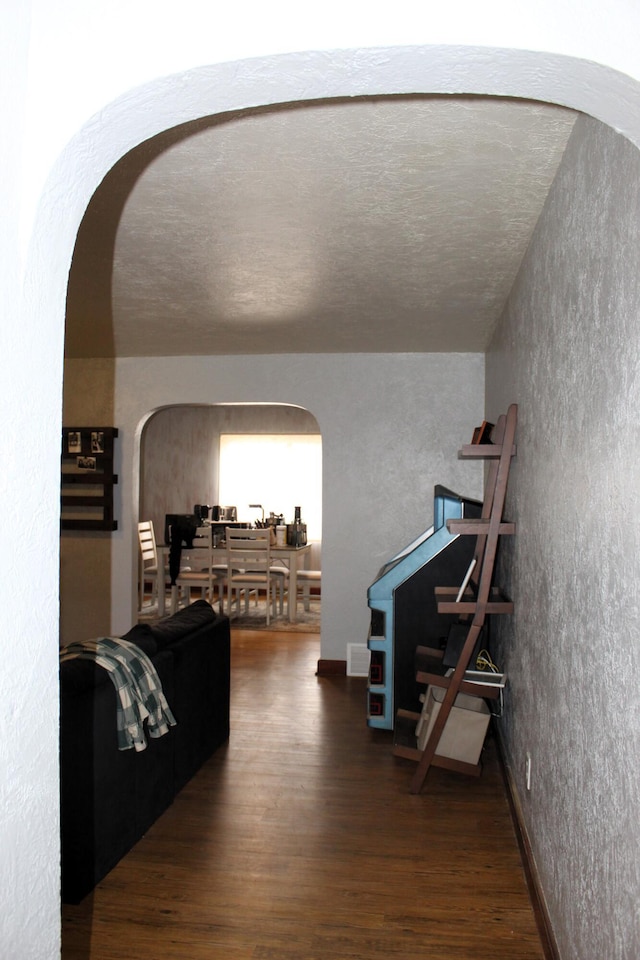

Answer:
[112,353,485,657]
[1,3,62,956]
[486,114,640,960]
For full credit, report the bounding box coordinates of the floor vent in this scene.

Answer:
[347,643,371,677]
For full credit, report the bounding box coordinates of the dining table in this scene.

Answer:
[155,535,312,621]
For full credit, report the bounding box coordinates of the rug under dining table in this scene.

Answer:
[139,596,321,633]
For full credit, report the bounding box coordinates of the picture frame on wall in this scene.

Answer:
[61,426,118,531]
[67,431,82,454]
[91,431,104,454]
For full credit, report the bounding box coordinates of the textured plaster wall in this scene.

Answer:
[1,3,62,957]
[486,114,640,960]
[112,353,484,657]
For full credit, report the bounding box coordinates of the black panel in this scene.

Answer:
[392,495,482,716]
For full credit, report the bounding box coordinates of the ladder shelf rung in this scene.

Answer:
[436,598,514,615]
[435,586,511,608]
[414,650,502,700]
[458,443,517,459]
[415,669,501,699]
[446,518,515,535]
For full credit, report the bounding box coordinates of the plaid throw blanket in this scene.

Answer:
[60,637,177,752]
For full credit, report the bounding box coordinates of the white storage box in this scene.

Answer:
[416,685,491,765]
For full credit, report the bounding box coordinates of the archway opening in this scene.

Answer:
[137,402,322,628]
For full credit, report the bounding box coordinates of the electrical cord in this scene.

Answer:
[475,648,499,672]
[474,649,504,718]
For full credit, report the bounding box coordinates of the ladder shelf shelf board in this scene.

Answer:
[392,404,518,795]
[413,647,502,701]
[435,595,514,616]
[457,442,517,459]
[446,518,516,535]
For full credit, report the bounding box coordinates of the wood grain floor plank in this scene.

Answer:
[62,629,544,959]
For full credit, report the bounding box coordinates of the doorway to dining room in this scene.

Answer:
[139,402,322,624]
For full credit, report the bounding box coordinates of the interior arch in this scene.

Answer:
[25,33,640,960]
[139,401,322,567]
[54,41,640,656]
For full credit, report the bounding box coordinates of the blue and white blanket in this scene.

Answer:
[60,637,177,752]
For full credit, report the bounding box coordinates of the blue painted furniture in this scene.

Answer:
[367,486,480,730]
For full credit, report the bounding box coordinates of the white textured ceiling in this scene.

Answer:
[66,96,577,357]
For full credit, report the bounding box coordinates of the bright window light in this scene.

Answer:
[219,434,322,540]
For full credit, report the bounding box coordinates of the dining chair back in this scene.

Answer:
[170,525,222,614]
[137,520,161,612]
[225,527,277,625]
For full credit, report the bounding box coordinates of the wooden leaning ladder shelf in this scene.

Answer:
[392,404,518,794]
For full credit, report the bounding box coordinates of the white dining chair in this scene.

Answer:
[268,560,290,616]
[225,527,278,625]
[170,525,223,614]
[137,520,163,613]
[296,569,321,612]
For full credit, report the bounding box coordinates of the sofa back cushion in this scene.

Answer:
[143,599,218,650]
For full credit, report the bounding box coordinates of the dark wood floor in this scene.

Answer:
[61,629,545,959]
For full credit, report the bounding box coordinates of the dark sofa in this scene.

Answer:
[60,600,230,903]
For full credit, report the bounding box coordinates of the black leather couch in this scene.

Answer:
[60,600,230,903]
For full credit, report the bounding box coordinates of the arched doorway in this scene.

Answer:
[52,46,640,646]
[138,402,322,626]
[16,36,640,960]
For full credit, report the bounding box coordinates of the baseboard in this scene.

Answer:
[316,659,346,676]
[493,726,560,960]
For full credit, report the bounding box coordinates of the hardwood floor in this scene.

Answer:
[61,629,545,959]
